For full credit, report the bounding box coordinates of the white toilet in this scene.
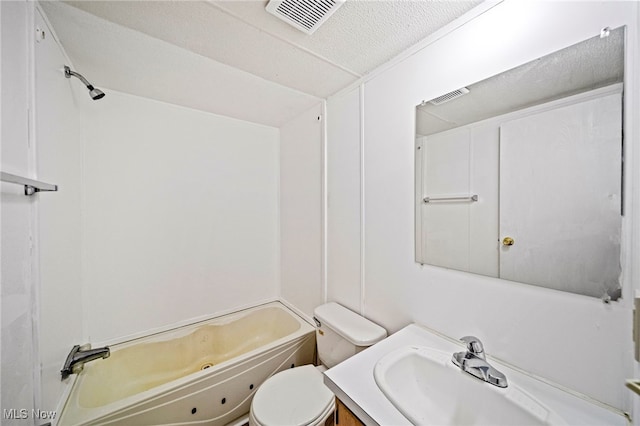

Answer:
[249,302,387,426]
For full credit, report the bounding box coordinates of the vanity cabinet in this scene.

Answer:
[335,398,364,426]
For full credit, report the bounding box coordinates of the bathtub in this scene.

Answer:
[58,302,316,425]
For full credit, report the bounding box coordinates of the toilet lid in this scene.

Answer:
[252,365,334,426]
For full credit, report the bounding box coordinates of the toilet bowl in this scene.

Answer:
[249,302,386,426]
[250,365,334,426]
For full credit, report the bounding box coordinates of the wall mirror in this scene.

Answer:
[414,27,624,301]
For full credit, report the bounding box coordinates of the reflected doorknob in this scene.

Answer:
[502,237,514,246]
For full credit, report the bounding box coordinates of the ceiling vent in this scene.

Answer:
[427,87,470,106]
[265,0,345,35]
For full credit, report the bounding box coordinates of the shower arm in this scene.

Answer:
[64,66,93,89]
[64,65,105,100]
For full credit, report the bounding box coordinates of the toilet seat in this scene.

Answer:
[250,365,335,426]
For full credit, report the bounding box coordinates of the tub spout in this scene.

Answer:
[61,344,110,380]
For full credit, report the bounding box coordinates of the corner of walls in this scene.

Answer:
[321,99,328,307]
[34,4,85,413]
[279,102,324,319]
[325,86,364,316]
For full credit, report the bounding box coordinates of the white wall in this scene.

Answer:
[82,90,280,344]
[35,7,85,412]
[327,0,639,413]
[1,1,36,419]
[326,88,362,313]
[280,103,324,319]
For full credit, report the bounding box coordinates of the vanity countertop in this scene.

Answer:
[323,324,628,426]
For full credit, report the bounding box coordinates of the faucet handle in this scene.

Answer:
[460,336,485,358]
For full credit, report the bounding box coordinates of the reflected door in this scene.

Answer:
[499,90,622,298]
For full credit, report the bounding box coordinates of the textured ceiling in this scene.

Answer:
[416,27,624,136]
[39,0,481,126]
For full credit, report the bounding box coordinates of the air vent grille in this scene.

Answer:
[428,87,470,106]
[266,0,345,34]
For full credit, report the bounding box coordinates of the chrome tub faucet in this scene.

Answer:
[452,336,508,388]
[61,344,110,380]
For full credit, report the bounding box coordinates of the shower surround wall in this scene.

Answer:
[3,3,282,415]
[326,0,639,415]
[81,90,280,344]
[35,6,85,414]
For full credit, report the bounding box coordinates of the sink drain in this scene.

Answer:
[200,363,213,370]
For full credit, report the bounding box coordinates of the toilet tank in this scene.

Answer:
[313,302,387,368]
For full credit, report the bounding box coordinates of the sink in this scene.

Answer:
[325,324,626,426]
[374,346,567,425]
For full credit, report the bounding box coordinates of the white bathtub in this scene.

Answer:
[58,302,316,425]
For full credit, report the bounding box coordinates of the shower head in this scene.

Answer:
[89,88,105,100]
[64,65,105,100]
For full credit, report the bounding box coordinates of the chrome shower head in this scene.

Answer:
[89,88,105,100]
[64,65,105,100]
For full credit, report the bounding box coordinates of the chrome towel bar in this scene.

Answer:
[423,194,478,203]
[1,172,58,196]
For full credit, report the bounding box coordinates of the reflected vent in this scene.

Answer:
[266,0,345,34]
[428,87,470,106]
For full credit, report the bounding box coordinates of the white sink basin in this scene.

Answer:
[374,346,568,425]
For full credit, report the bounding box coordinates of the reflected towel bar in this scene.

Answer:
[1,172,58,196]
[423,194,478,203]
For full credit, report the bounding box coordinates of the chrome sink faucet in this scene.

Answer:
[452,336,508,388]
[61,344,110,380]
